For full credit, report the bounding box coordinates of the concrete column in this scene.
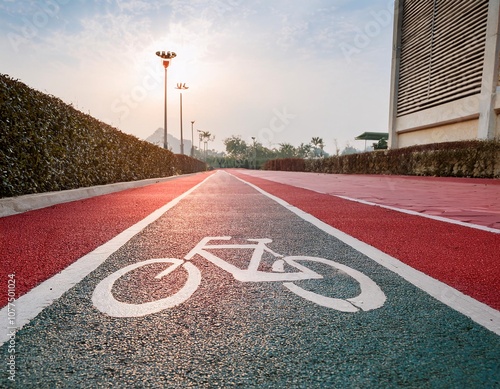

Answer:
[477,0,500,140]
[388,0,404,149]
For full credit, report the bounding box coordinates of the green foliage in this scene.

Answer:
[174,154,207,174]
[277,143,297,158]
[263,158,306,172]
[221,135,328,168]
[264,140,500,178]
[310,137,325,157]
[373,138,388,150]
[0,74,205,198]
[341,145,358,155]
[223,135,248,159]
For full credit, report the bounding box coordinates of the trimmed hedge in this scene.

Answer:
[0,74,206,198]
[263,140,500,178]
[174,154,208,174]
[263,158,306,172]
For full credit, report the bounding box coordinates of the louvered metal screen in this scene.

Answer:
[397,0,489,117]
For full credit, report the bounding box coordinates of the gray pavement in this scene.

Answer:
[2,171,498,388]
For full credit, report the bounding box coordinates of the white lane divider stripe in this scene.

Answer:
[335,195,500,234]
[229,172,500,335]
[238,171,499,234]
[0,173,215,345]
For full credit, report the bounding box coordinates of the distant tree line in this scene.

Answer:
[197,135,366,169]
[198,135,328,169]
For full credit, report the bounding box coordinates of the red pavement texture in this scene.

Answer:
[237,171,500,230]
[231,171,500,311]
[0,173,213,308]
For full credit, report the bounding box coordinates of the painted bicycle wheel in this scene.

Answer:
[92,258,201,317]
[282,256,386,312]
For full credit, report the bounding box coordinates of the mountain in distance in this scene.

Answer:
[145,127,193,154]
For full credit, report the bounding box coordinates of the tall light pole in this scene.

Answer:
[155,50,176,150]
[197,129,202,156]
[251,136,256,169]
[191,120,195,157]
[175,83,189,154]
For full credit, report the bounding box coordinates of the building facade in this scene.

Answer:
[388,0,500,148]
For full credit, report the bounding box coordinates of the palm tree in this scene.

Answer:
[278,143,296,158]
[297,143,312,158]
[311,137,325,157]
[198,130,214,160]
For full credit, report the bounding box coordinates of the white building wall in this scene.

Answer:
[389,0,500,149]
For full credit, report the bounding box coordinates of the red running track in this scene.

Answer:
[2,170,498,311]
[0,173,213,308]
[237,170,500,230]
[231,170,500,311]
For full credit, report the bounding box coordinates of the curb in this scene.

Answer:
[0,174,197,218]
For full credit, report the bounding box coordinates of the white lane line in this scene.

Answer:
[229,172,500,335]
[0,173,215,345]
[238,172,500,234]
[335,195,500,234]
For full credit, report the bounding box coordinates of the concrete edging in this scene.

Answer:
[0,174,194,218]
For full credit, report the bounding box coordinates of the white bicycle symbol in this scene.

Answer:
[92,236,386,317]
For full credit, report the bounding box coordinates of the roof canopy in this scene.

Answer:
[355,132,389,141]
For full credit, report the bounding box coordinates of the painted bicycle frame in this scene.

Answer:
[92,236,386,317]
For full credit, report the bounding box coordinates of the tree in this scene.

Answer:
[373,138,388,150]
[199,131,213,142]
[278,143,296,158]
[296,143,312,158]
[341,143,359,155]
[198,131,214,160]
[223,135,248,158]
[311,137,325,157]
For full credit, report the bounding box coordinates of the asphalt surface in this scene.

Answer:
[232,170,500,311]
[1,171,499,387]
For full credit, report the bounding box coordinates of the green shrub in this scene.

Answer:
[262,158,305,172]
[0,74,205,198]
[174,154,207,174]
[265,140,500,178]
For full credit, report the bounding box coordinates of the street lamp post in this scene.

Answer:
[155,50,176,150]
[251,136,256,169]
[175,83,189,154]
[191,120,195,157]
[197,129,202,156]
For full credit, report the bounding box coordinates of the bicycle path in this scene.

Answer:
[0,172,214,308]
[230,170,500,311]
[1,170,499,387]
[237,170,500,230]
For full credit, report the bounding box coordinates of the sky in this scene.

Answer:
[0,0,395,154]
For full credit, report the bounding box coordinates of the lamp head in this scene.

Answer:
[156,50,177,59]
